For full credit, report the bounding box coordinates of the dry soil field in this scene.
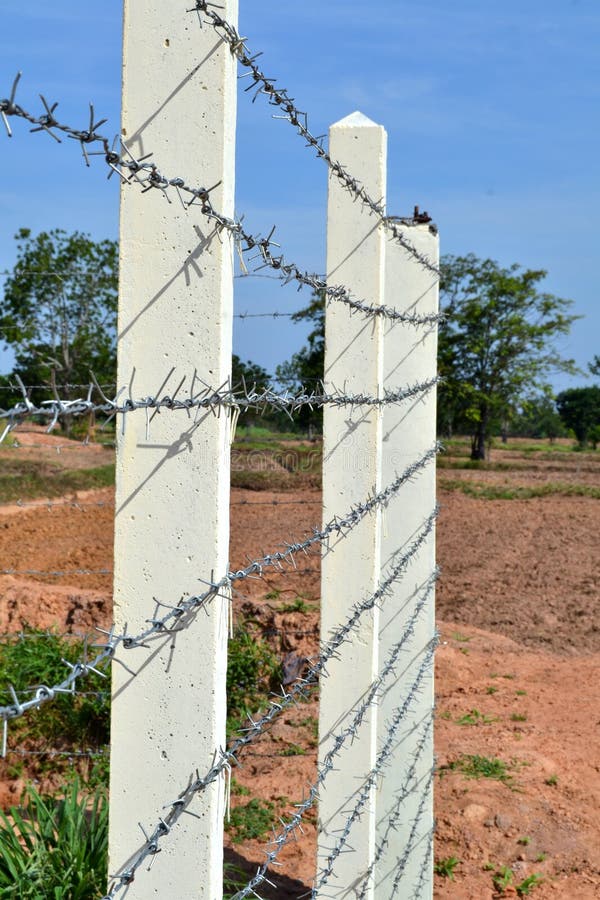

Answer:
[0,431,598,898]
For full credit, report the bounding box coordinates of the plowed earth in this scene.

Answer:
[0,432,599,898]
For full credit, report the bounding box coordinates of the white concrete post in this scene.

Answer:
[317,112,386,898]
[375,228,439,896]
[108,3,237,898]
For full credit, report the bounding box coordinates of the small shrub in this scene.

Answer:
[280,743,306,757]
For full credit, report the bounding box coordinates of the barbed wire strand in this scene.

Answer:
[0,446,437,733]
[233,638,437,900]
[356,717,433,899]
[0,74,441,326]
[102,505,437,896]
[389,769,436,900]
[311,578,436,896]
[410,829,435,900]
[189,1,441,279]
[0,371,439,441]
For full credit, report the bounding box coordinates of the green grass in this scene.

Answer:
[280,597,312,613]
[226,621,282,737]
[0,778,108,899]
[234,426,307,443]
[0,628,110,748]
[455,708,497,726]
[438,478,600,500]
[226,798,275,844]
[280,743,307,757]
[450,631,471,642]
[441,754,515,786]
[0,459,115,503]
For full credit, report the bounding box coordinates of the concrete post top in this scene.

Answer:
[331,110,386,132]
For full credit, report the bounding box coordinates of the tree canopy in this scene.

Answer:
[438,254,579,458]
[1,229,118,404]
[556,386,600,446]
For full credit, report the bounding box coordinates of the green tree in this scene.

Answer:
[275,289,325,430]
[589,355,600,378]
[438,254,579,459]
[510,388,567,442]
[555,386,600,446]
[1,229,118,405]
[231,354,270,392]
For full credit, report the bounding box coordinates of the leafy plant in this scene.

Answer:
[545,774,558,786]
[434,856,460,880]
[492,865,514,891]
[0,778,107,898]
[511,713,528,723]
[517,836,531,845]
[516,873,543,895]
[224,860,249,898]
[226,799,275,844]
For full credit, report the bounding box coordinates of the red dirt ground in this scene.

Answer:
[0,432,599,898]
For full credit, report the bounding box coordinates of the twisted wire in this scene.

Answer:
[1,74,441,326]
[0,447,436,729]
[102,505,437,896]
[312,579,436,896]
[189,1,440,278]
[0,371,439,442]
[356,718,433,899]
[234,638,437,900]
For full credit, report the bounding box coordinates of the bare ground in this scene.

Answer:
[0,435,598,897]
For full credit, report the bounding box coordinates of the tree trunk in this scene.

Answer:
[470,410,488,460]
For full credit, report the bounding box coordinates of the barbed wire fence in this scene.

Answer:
[0,2,439,898]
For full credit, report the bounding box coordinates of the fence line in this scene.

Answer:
[2,7,439,897]
[103,507,437,897]
[0,375,439,441]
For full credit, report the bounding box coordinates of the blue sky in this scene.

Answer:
[1,0,598,391]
